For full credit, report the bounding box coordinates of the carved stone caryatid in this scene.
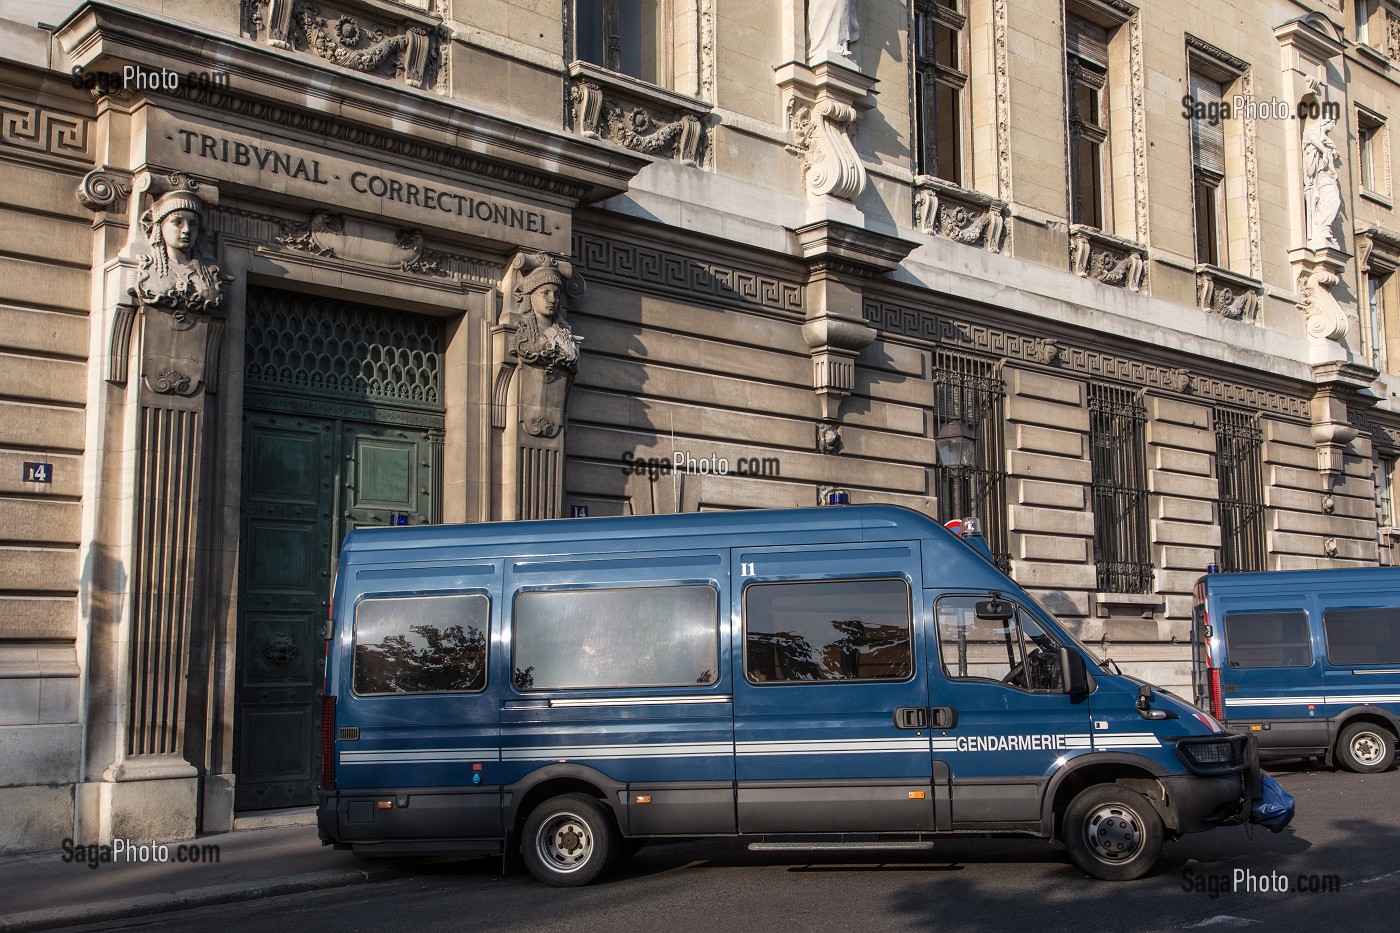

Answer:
[1069,224,1147,292]
[913,175,1009,253]
[104,173,231,786]
[493,253,583,520]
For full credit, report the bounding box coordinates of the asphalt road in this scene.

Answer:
[61,762,1400,933]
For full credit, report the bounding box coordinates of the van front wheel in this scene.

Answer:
[1336,722,1397,773]
[522,794,618,887]
[1063,785,1163,881]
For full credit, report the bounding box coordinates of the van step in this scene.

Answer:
[748,841,934,851]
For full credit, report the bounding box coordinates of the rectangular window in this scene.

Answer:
[1088,383,1151,594]
[1359,114,1380,194]
[1379,455,1396,528]
[935,595,1064,691]
[353,594,489,695]
[1324,607,1400,665]
[1223,611,1313,669]
[1067,14,1110,229]
[914,0,967,184]
[933,349,1009,572]
[1215,407,1267,573]
[575,0,662,85]
[1357,0,1379,46]
[1190,71,1227,265]
[513,585,718,690]
[1363,272,1387,370]
[744,578,913,684]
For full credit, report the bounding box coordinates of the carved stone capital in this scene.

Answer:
[913,176,1009,253]
[77,168,132,213]
[1068,225,1147,292]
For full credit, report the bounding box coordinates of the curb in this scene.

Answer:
[0,865,410,933]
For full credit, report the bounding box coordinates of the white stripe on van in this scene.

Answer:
[1094,734,1163,748]
[503,743,733,760]
[737,738,929,756]
[1225,697,1327,707]
[546,696,732,708]
[341,749,498,764]
[1324,694,1400,704]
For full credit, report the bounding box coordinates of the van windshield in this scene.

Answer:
[1011,589,1114,673]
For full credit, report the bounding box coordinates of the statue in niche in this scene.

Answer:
[1303,113,1343,250]
[807,0,859,63]
[511,257,581,438]
[131,178,229,398]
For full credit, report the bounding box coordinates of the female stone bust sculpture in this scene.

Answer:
[513,263,580,378]
[133,188,227,316]
[1303,114,1342,250]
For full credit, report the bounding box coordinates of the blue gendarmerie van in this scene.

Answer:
[318,505,1263,884]
[1191,567,1400,773]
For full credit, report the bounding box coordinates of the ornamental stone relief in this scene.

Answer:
[913,176,1008,253]
[570,80,707,167]
[247,0,448,91]
[1196,265,1263,324]
[1068,225,1147,293]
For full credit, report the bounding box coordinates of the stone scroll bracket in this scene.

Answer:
[793,220,916,454]
[776,59,877,203]
[1292,245,1352,364]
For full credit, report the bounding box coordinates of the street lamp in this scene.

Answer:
[936,419,977,521]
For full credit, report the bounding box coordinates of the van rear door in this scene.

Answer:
[732,542,933,834]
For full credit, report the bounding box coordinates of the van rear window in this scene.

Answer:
[1323,607,1400,666]
[743,578,913,684]
[1222,611,1312,669]
[353,594,489,695]
[512,586,718,691]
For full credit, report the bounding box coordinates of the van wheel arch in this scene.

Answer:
[1046,758,1173,838]
[509,769,624,838]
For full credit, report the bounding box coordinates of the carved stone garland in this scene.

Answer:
[258,0,447,90]
[571,81,705,167]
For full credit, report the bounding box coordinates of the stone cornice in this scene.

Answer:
[54,1,649,205]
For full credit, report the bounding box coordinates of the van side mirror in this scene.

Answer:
[1060,647,1089,696]
[975,599,1014,621]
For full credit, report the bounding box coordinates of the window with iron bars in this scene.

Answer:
[1088,383,1152,593]
[932,349,1010,572]
[1214,407,1266,572]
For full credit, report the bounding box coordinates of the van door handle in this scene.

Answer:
[895,707,928,729]
[930,707,958,729]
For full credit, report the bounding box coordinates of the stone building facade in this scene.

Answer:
[1,0,1398,852]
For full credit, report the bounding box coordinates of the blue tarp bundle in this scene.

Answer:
[1250,773,1296,833]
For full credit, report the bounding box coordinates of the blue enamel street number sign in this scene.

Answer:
[23,462,53,484]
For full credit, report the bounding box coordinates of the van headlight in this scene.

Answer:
[1176,735,1247,774]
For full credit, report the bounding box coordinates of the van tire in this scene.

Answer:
[521,794,618,887]
[1062,784,1163,881]
[1336,722,1397,773]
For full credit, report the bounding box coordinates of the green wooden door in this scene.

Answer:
[234,288,445,811]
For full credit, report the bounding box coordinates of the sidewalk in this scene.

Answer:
[0,812,413,932]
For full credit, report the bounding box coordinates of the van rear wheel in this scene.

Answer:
[522,794,618,887]
[1336,722,1397,773]
[1062,785,1163,881]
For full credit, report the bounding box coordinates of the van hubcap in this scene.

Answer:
[1086,804,1142,863]
[1351,731,1385,765]
[538,813,593,872]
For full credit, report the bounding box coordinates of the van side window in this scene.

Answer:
[353,594,489,695]
[1323,607,1400,665]
[512,586,718,690]
[935,596,1063,691]
[1222,611,1312,668]
[743,578,913,684]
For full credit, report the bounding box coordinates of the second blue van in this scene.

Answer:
[319,505,1264,884]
